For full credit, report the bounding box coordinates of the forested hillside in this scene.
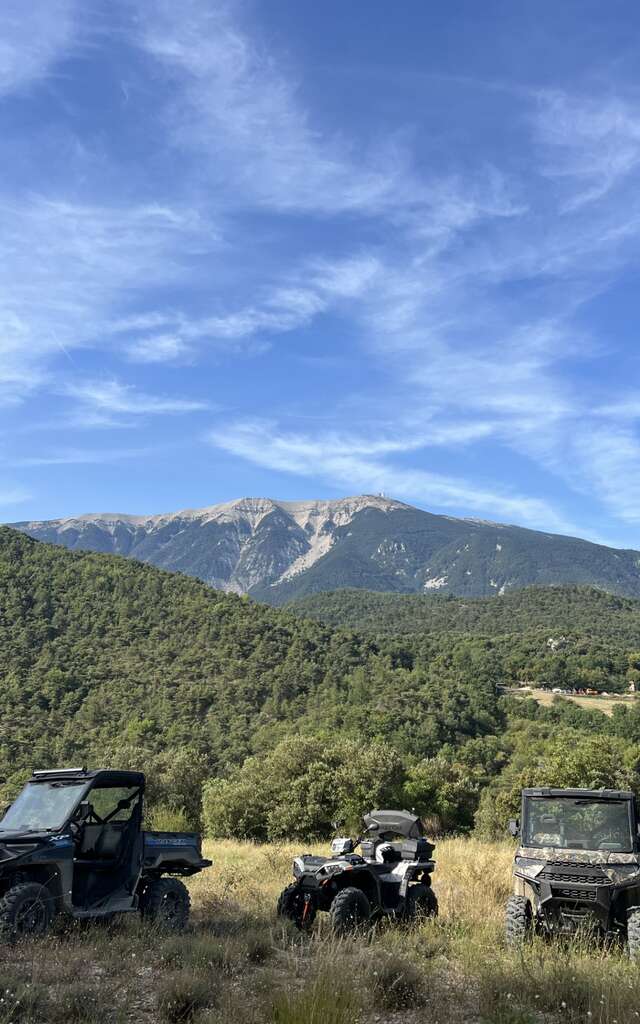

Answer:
[2,527,640,839]
[0,527,500,819]
[291,585,640,638]
[291,585,640,695]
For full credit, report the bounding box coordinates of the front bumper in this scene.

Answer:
[535,879,613,930]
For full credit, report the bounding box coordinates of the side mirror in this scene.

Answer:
[508,819,520,838]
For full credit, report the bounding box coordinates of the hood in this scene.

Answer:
[518,845,639,865]
[0,837,45,862]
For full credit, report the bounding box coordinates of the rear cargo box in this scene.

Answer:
[401,838,434,861]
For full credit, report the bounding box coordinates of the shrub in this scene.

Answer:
[369,953,427,1011]
[156,970,216,1022]
[146,804,192,833]
[203,735,404,841]
[271,975,362,1024]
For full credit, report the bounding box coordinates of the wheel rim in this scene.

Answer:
[286,891,313,927]
[15,898,48,936]
[344,902,366,927]
[160,892,182,925]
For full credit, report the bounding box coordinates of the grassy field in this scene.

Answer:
[507,686,637,717]
[2,837,640,1023]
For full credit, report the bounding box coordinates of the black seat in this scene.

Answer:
[75,823,128,868]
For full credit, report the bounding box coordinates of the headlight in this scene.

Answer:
[320,861,347,877]
[514,857,544,878]
[604,864,640,883]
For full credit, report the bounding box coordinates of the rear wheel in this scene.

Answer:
[140,877,190,930]
[405,883,438,922]
[0,883,54,942]
[276,884,316,930]
[505,895,531,947]
[627,908,640,959]
[330,886,371,936]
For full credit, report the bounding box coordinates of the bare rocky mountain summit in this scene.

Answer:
[12,495,640,604]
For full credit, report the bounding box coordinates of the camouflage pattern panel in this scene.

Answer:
[513,875,539,903]
[517,846,639,865]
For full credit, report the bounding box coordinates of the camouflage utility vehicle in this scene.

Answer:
[507,787,640,954]
[0,768,211,940]
[277,809,437,935]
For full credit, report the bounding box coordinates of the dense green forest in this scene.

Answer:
[292,585,640,694]
[291,584,640,639]
[1,527,639,838]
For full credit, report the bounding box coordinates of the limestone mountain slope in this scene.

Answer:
[12,495,640,603]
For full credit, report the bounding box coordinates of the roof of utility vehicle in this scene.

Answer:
[522,787,634,800]
[30,768,145,788]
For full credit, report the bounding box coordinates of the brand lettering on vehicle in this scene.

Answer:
[145,837,193,847]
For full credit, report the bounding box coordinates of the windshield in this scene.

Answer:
[523,797,634,853]
[0,781,86,833]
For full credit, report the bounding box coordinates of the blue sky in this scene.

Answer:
[2,0,640,547]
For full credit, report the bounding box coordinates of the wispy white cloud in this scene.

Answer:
[598,395,640,422]
[0,486,31,507]
[569,425,640,527]
[135,0,413,215]
[134,0,521,234]
[208,419,574,533]
[65,379,208,416]
[125,334,193,364]
[7,447,151,467]
[534,91,640,210]
[0,0,79,97]
[114,254,381,361]
[0,196,219,405]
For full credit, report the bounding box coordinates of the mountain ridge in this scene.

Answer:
[11,495,640,603]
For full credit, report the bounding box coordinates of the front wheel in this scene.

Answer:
[140,877,190,930]
[505,895,531,947]
[330,886,371,936]
[627,908,640,959]
[405,883,438,922]
[276,884,316,930]
[0,883,54,942]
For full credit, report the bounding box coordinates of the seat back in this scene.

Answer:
[79,823,128,860]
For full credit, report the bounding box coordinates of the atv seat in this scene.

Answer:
[301,854,332,869]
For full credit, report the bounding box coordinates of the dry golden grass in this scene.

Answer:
[1,837,639,1023]
[509,686,637,717]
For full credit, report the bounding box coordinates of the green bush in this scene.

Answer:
[203,734,405,841]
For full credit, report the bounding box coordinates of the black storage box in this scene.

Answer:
[401,837,434,861]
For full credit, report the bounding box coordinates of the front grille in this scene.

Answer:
[556,887,598,902]
[540,870,610,886]
[540,862,610,887]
